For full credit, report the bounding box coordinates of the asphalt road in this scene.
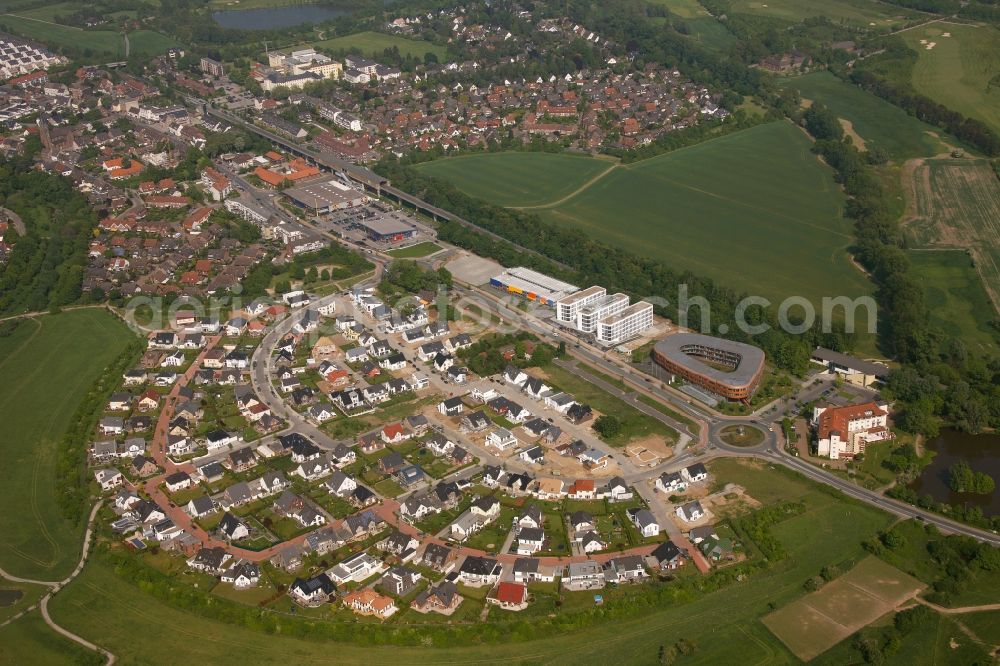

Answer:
[229,132,1000,547]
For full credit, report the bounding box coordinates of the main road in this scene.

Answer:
[223,115,1000,547]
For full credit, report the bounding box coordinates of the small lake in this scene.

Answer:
[212,5,350,30]
[909,429,1000,516]
[0,588,23,607]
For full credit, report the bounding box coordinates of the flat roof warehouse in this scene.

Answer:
[490,267,579,306]
[284,179,368,213]
[354,214,417,241]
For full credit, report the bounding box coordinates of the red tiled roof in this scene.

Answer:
[817,401,886,440]
[493,582,526,604]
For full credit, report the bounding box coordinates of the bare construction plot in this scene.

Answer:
[762,556,925,662]
[904,159,1000,311]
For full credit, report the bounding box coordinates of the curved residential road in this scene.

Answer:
[211,122,1000,546]
[0,206,25,235]
[0,501,116,664]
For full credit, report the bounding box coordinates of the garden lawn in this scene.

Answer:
[0,309,134,580]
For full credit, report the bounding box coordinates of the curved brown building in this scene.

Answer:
[652,333,765,401]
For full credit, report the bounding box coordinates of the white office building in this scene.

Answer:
[556,286,653,343]
[596,301,654,344]
[577,293,630,333]
[556,285,607,326]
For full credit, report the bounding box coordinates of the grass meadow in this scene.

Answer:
[901,23,1000,137]
[908,249,1000,354]
[729,0,923,29]
[780,71,949,158]
[313,30,447,60]
[0,309,134,580]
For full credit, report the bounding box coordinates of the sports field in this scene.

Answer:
[781,72,949,158]
[909,249,1000,354]
[904,159,1000,313]
[44,458,892,664]
[902,23,1000,136]
[0,308,134,580]
[313,30,447,60]
[763,557,925,662]
[730,0,923,29]
[416,151,615,207]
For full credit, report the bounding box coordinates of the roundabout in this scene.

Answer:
[718,424,766,448]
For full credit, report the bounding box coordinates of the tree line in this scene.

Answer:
[0,155,95,315]
[804,103,1000,443]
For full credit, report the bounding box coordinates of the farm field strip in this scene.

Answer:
[0,309,134,580]
[905,160,1000,313]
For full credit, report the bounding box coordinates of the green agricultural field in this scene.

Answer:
[209,0,315,8]
[905,159,1000,315]
[909,249,1000,354]
[780,71,949,158]
[127,29,181,58]
[0,13,123,56]
[419,124,873,316]
[529,123,867,314]
[0,309,134,580]
[48,458,893,664]
[683,15,739,51]
[416,151,616,208]
[313,30,447,60]
[902,23,1000,136]
[730,0,923,29]
[3,1,75,22]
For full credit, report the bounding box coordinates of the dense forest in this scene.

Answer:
[0,154,96,315]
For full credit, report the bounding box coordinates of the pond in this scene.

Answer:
[909,429,1000,516]
[0,588,24,607]
[212,5,350,30]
